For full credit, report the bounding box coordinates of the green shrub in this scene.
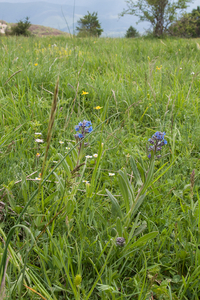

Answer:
[10,17,31,36]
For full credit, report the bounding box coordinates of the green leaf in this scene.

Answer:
[116,217,123,236]
[44,191,58,205]
[106,189,123,218]
[118,170,132,213]
[140,151,155,195]
[134,222,147,236]
[131,231,158,248]
[66,199,74,218]
[57,153,71,178]
[53,172,65,194]
[132,193,146,218]
[130,156,143,186]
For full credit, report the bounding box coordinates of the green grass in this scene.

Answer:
[0,35,200,299]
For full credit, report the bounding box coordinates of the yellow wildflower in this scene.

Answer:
[82,91,89,95]
[156,65,162,70]
[34,63,38,66]
[36,153,40,157]
[94,106,103,110]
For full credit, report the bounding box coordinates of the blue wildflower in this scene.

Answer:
[147,131,167,159]
[78,133,84,138]
[86,121,92,126]
[74,120,93,141]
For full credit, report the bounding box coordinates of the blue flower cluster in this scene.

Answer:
[74,120,93,140]
[148,131,167,158]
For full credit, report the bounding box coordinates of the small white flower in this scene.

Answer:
[35,139,44,143]
[59,141,64,144]
[191,72,195,75]
[93,154,98,158]
[85,155,93,158]
[53,160,58,163]
[35,132,42,135]
[82,180,89,184]
[109,173,115,176]
[180,67,182,70]
[35,177,41,181]
[66,147,70,150]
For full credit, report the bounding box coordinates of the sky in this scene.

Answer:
[0,0,199,36]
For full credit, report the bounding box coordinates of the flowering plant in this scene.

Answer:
[147,131,167,159]
[74,120,93,141]
[74,120,93,165]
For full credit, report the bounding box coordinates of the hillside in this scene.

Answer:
[28,24,69,36]
[8,23,69,36]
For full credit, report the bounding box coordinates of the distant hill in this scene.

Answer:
[28,24,69,36]
[7,22,69,36]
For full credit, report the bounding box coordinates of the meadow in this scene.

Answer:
[0,35,200,299]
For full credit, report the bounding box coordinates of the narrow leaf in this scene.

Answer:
[106,189,123,218]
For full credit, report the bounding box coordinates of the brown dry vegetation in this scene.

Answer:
[7,23,69,37]
[29,24,69,36]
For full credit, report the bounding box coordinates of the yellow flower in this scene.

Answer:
[36,153,40,157]
[156,65,162,70]
[94,106,103,110]
[82,91,89,95]
[34,63,38,66]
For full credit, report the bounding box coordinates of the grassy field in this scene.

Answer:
[0,35,200,299]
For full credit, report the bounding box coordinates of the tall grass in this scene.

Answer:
[0,35,200,299]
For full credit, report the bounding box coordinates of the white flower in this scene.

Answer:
[66,147,70,150]
[191,72,195,75]
[109,173,115,176]
[82,180,89,184]
[35,139,44,143]
[180,67,182,70]
[59,141,64,144]
[53,160,58,163]
[35,177,41,181]
[93,154,98,158]
[85,155,93,158]
[35,132,42,135]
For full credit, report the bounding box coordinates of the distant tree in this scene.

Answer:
[169,6,200,37]
[76,12,103,37]
[11,17,31,36]
[120,0,192,37]
[125,26,139,37]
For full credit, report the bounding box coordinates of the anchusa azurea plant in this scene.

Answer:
[74,120,93,165]
[74,120,93,141]
[147,131,167,159]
